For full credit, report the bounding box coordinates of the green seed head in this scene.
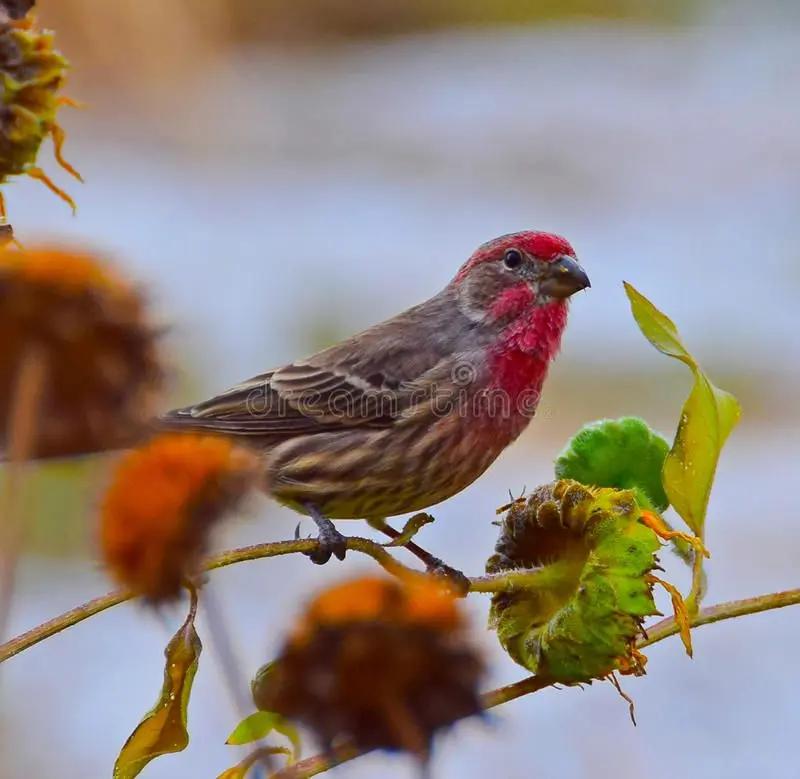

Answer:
[488,480,662,683]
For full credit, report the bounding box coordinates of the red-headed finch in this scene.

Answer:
[163,232,590,562]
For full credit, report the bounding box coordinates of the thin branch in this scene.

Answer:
[0,534,540,665]
[0,536,416,664]
[0,588,130,664]
[638,587,800,648]
[469,568,567,594]
[271,587,800,779]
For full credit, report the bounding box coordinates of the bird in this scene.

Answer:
[162,231,590,565]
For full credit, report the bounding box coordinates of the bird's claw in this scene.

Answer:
[306,520,348,565]
[426,557,470,596]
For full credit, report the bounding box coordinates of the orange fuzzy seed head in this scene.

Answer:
[255,575,482,757]
[0,246,163,457]
[100,433,259,601]
[297,575,461,639]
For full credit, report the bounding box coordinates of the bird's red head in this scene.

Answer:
[453,231,589,326]
[457,231,577,278]
[452,231,590,398]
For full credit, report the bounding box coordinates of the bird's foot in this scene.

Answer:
[425,557,470,596]
[304,506,348,565]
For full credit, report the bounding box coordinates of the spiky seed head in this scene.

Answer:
[252,575,484,759]
[487,479,666,683]
[0,246,164,457]
[100,433,259,602]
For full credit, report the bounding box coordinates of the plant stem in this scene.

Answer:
[1,526,797,672]
[0,530,604,665]
[685,529,707,616]
[0,345,47,643]
[0,536,411,663]
[638,587,800,648]
[469,567,571,594]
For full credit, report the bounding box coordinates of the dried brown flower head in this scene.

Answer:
[488,480,694,683]
[252,575,484,758]
[0,9,81,215]
[0,247,163,458]
[100,433,260,602]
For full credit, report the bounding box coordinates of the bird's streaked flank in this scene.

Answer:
[162,231,590,563]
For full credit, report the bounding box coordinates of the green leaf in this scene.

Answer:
[384,512,435,547]
[555,417,671,512]
[217,747,292,779]
[114,590,202,779]
[227,710,302,762]
[226,711,279,746]
[624,282,741,535]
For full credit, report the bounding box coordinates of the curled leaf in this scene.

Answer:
[624,282,741,536]
[113,589,202,779]
[648,574,693,658]
[383,512,435,547]
[639,510,708,560]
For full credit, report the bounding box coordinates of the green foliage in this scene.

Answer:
[624,283,741,537]
[226,711,279,745]
[225,667,303,768]
[113,592,201,779]
[226,709,301,759]
[555,417,670,512]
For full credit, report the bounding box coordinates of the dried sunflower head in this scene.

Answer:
[100,433,260,602]
[487,480,667,683]
[252,576,484,759]
[0,8,80,213]
[0,247,163,458]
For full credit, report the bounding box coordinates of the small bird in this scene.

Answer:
[162,232,590,564]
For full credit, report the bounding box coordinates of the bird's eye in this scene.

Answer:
[503,249,523,270]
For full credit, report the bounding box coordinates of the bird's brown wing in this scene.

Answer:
[161,364,435,438]
[161,288,474,439]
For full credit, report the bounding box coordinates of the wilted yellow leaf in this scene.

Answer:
[113,590,202,779]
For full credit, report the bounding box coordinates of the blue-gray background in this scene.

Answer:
[1,1,798,776]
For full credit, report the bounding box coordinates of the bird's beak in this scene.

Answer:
[539,256,591,299]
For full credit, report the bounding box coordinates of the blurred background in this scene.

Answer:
[1,0,799,776]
